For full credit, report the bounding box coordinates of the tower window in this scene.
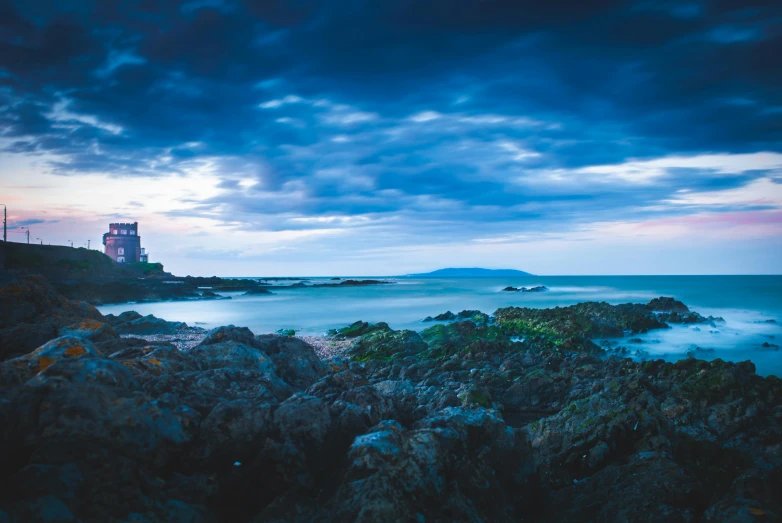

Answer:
[121,230,128,235]
[117,257,125,263]
[118,248,125,255]
[129,230,136,235]
[112,229,117,234]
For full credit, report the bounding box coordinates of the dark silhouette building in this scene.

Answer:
[103,222,144,263]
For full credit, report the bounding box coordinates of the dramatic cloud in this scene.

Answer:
[0,0,780,274]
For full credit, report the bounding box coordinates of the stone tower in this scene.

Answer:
[103,222,142,263]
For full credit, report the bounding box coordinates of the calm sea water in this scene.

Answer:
[99,276,782,376]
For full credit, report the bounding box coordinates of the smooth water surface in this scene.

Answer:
[99,275,782,376]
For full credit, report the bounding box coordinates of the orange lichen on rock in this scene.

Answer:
[37,356,55,372]
[64,345,87,357]
[148,358,162,365]
[77,319,103,330]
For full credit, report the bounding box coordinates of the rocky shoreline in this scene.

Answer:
[1,271,780,522]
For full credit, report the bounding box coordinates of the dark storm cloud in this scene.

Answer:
[1,0,781,239]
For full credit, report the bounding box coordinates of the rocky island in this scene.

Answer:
[0,247,780,522]
[502,285,548,292]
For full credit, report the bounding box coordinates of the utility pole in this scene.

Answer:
[87,239,90,249]
[26,230,29,244]
[1,204,6,242]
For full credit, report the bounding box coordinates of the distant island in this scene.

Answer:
[406,267,534,278]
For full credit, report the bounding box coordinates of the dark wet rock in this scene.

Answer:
[495,301,675,338]
[434,310,457,321]
[434,311,457,321]
[420,320,514,360]
[2,278,780,522]
[659,310,722,326]
[503,285,548,292]
[456,309,491,324]
[190,340,280,374]
[347,324,427,362]
[335,279,393,286]
[328,320,389,338]
[94,335,174,357]
[547,456,706,522]
[18,496,78,522]
[58,319,118,343]
[113,314,187,335]
[330,407,535,522]
[104,310,143,325]
[289,279,394,289]
[0,336,104,385]
[200,290,229,300]
[194,399,274,463]
[199,325,257,347]
[0,275,105,361]
[254,334,327,389]
[647,296,690,312]
[243,287,273,295]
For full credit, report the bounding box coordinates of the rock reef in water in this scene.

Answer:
[242,287,274,295]
[0,277,780,522]
[290,279,395,288]
[503,285,549,292]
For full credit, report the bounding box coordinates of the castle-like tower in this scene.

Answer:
[103,222,142,263]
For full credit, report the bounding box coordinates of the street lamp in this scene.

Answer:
[36,237,43,245]
[19,226,30,244]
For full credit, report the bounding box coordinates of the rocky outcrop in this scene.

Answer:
[104,312,187,335]
[0,281,780,522]
[503,285,548,292]
[243,287,273,295]
[494,299,720,339]
[0,275,108,361]
[646,296,690,312]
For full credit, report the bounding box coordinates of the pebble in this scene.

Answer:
[298,335,353,359]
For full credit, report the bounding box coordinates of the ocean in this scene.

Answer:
[98,275,782,376]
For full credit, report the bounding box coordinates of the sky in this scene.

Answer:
[1,0,780,276]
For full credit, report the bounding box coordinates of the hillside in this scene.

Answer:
[407,267,534,277]
[0,241,168,282]
[0,242,257,304]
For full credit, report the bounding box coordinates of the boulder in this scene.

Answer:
[647,297,690,312]
[59,319,119,342]
[242,287,273,295]
[199,325,258,347]
[254,334,327,389]
[114,314,186,335]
